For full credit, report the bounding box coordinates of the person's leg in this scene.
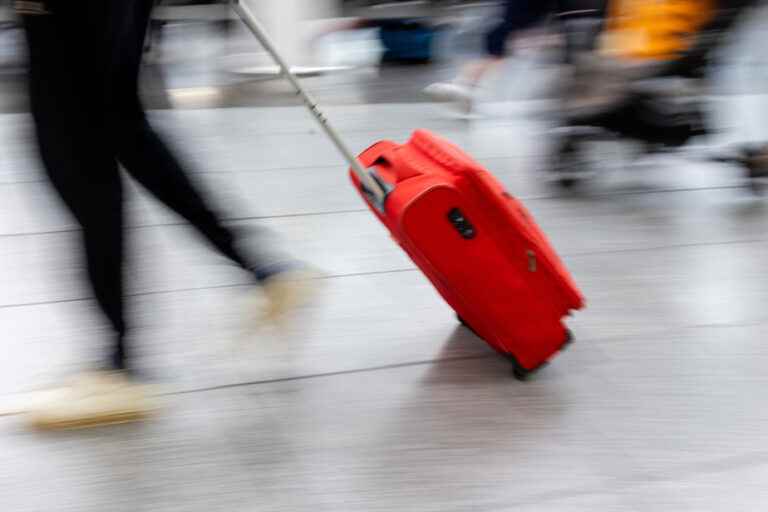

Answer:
[109,0,278,278]
[424,0,555,111]
[110,0,317,321]
[23,9,129,371]
[21,3,156,430]
[473,0,555,82]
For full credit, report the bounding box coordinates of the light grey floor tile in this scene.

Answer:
[578,324,768,480]
[627,462,768,512]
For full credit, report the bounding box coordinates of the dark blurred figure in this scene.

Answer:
[424,0,606,112]
[16,0,316,429]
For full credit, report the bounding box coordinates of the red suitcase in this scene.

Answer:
[235,1,584,379]
[351,130,585,378]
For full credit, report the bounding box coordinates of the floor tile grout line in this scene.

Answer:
[0,154,533,186]
[16,317,763,399]
[0,162,353,185]
[149,118,529,138]
[0,355,495,417]
[0,269,420,311]
[0,228,79,239]
[0,178,50,186]
[0,153,750,185]
[318,268,417,280]
[563,237,768,259]
[0,209,372,238]
[0,163,747,187]
[162,355,497,396]
[0,184,750,239]
[2,237,768,311]
[3,322,766,417]
[0,283,250,311]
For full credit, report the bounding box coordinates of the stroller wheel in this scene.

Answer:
[748,177,767,195]
[548,158,592,190]
[546,131,596,190]
[558,177,581,189]
[741,145,768,195]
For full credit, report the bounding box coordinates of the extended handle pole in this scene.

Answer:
[231,0,388,205]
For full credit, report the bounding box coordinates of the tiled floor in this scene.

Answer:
[1,99,768,511]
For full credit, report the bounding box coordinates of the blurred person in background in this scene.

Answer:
[549,0,768,187]
[15,0,315,429]
[425,0,605,113]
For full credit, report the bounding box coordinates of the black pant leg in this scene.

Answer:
[110,0,261,273]
[23,10,128,369]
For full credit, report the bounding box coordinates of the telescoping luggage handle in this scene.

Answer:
[231,0,391,209]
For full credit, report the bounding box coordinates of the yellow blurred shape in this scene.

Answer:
[601,0,716,61]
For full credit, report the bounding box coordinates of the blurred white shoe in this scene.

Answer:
[423,82,476,114]
[258,267,322,325]
[24,371,157,430]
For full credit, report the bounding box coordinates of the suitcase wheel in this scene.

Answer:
[511,357,535,381]
[739,145,768,195]
[747,173,767,195]
[457,315,574,381]
[512,365,533,382]
[547,134,595,190]
[558,177,581,190]
[562,328,574,350]
[459,315,535,381]
[509,330,573,381]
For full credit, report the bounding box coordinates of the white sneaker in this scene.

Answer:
[258,268,322,324]
[24,371,157,430]
[423,82,476,114]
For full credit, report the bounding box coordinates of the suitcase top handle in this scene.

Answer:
[373,149,423,182]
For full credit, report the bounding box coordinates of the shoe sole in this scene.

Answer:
[29,408,154,431]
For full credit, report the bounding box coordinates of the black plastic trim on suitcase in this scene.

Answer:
[447,208,476,239]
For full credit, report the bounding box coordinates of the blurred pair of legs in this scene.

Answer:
[425,0,606,111]
[21,0,311,428]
